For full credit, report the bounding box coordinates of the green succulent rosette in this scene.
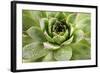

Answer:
[22,10,91,62]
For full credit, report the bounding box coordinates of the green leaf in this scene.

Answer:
[55,12,65,21]
[71,39,91,60]
[75,13,91,33]
[44,32,55,43]
[53,30,69,45]
[37,11,47,18]
[48,18,57,37]
[73,29,85,43]
[22,15,39,31]
[46,12,56,18]
[43,42,60,50]
[42,51,54,61]
[54,46,72,61]
[53,35,66,45]
[63,12,74,17]
[66,13,77,26]
[23,42,48,62]
[61,36,74,46]
[22,34,33,47]
[75,13,90,22]
[22,10,40,31]
[26,27,46,42]
[40,18,49,32]
[22,59,31,63]
[69,24,75,36]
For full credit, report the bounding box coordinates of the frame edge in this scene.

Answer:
[11,1,17,72]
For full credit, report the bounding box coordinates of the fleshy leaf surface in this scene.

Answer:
[23,42,48,62]
[71,39,91,60]
[54,46,72,61]
[43,42,60,50]
[22,10,40,31]
[75,13,91,33]
[26,27,46,42]
[22,34,33,47]
[42,51,54,61]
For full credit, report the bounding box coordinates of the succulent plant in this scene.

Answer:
[22,10,91,62]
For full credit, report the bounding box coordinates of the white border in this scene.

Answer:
[16,3,96,70]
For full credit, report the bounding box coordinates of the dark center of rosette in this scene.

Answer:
[53,21,67,34]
